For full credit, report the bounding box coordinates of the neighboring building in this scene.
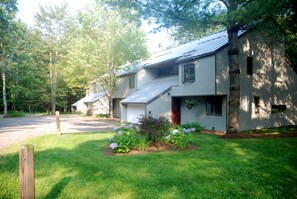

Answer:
[113,30,297,132]
[71,80,109,116]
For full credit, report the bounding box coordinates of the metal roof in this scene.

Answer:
[117,30,245,75]
[121,76,178,104]
[71,93,105,107]
[146,30,246,67]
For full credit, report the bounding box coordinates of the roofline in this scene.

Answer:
[121,87,172,105]
[176,30,248,63]
[143,58,179,68]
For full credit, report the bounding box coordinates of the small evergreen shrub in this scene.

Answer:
[137,115,170,143]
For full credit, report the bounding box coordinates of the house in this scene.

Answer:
[113,29,297,132]
[72,80,109,116]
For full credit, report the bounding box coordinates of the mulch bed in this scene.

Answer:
[103,144,198,156]
[201,129,297,139]
[220,131,297,139]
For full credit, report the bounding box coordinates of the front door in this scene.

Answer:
[172,97,181,125]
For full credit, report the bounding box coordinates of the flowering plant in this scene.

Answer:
[165,127,194,148]
[109,123,137,153]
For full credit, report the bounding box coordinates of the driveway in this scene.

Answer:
[0,114,119,150]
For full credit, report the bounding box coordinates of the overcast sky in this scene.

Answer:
[16,0,171,53]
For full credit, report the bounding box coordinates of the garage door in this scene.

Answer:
[127,104,145,123]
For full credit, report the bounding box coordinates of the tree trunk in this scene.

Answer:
[1,52,8,117]
[109,97,114,118]
[227,26,240,133]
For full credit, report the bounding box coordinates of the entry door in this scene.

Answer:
[172,97,181,125]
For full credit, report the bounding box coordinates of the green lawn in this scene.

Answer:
[1,132,297,199]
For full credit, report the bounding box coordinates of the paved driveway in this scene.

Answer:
[0,114,118,150]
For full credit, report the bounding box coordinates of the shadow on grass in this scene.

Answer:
[44,176,72,199]
[1,134,297,198]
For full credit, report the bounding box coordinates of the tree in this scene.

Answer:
[0,0,18,117]
[103,0,294,133]
[64,3,148,117]
[34,2,72,114]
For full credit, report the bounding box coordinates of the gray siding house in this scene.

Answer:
[113,30,297,132]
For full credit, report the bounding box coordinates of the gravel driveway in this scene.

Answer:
[0,114,118,150]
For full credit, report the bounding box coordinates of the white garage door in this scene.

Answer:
[127,104,145,123]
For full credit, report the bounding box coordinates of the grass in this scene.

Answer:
[1,132,297,198]
[241,125,297,134]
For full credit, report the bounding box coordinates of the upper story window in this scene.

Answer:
[247,56,253,75]
[129,75,135,89]
[182,63,195,83]
[159,65,178,77]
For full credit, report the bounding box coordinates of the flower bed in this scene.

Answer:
[107,115,202,155]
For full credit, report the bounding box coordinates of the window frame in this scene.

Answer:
[182,63,195,83]
[206,96,223,116]
[247,56,253,75]
[254,96,260,114]
[129,75,136,89]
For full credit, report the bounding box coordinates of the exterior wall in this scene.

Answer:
[126,104,146,123]
[216,31,297,131]
[75,102,88,114]
[113,98,122,118]
[121,104,127,122]
[146,91,172,121]
[172,55,216,96]
[92,96,109,115]
[113,75,136,98]
[137,68,158,89]
[180,96,227,132]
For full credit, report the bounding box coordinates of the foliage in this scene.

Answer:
[180,122,203,133]
[109,123,137,153]
[165,127,194,149]
[137,115,170,143]
[134,135,151,151]
[95,113,109,118]
[1,133,297,198]
[7,110,25,118]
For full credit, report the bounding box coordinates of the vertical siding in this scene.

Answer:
[217,31,297,131]
[172,55,216,96]
[180,96,227,132]
[146,91,172,121]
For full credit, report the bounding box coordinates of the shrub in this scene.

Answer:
[165,127,194,149]
[109,123,137,153]
[8,111,25,118]
[180,122,203,133]
[135,135,151,151]
[138,115,170,144]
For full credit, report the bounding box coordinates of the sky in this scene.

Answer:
[16,0,172,53]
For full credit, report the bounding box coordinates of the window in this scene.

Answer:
[206,96,222,116]
[271,104,286,114]
[129,75,135,89]
[254,96,260,114]
[183,63,195,83]
[247,56,253,75]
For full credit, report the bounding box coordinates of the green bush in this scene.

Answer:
[109,123,137,153]
[165,127,194,149]
[180,122,203,133]
[137,115,170,144]
[7,111,25,118]
[135,135,151,151]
